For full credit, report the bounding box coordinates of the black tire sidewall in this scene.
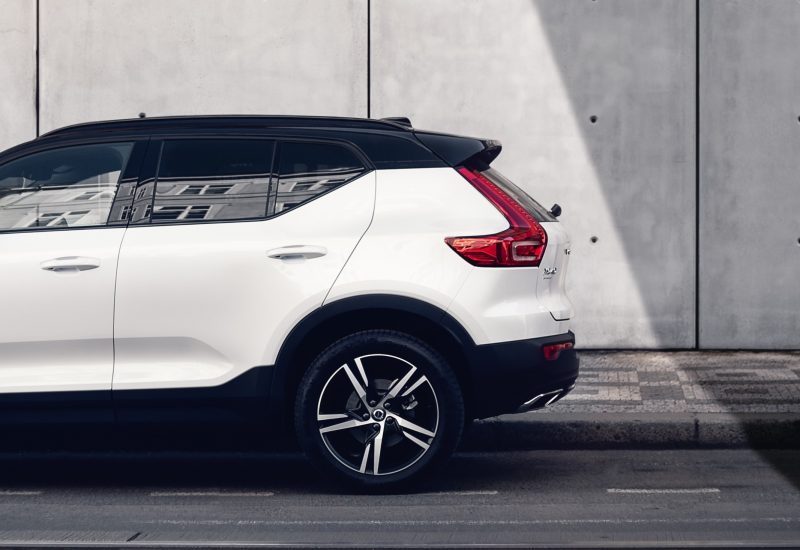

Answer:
[294,330,464,489]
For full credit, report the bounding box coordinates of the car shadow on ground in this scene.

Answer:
[0,425,544,495]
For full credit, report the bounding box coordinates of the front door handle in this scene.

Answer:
[266,245,328,261]
[40,256,101,272]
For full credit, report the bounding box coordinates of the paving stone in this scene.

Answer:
[539,351,800,415]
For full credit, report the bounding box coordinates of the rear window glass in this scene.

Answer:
[482,168,556,223]
[273,141,365,215]
[152,139,273,223]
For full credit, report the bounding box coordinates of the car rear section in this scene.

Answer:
[442,164,577,418]
[328,123,579,420]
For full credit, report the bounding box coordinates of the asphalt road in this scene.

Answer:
[0,449,797,548]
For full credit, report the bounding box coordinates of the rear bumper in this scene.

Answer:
[466,331,579,419]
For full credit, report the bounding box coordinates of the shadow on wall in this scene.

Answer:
[533,0,696,348]
[533,1,799,491]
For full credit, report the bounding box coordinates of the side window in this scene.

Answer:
[274,141,366,215]
[0,142,134,231]
[151,139,273,223]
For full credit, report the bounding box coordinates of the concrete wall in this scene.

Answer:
[372,0,696,348]
[0,0,796,349]
[0,0,36,151]
[699,0,800,348]
[39,0,367,132]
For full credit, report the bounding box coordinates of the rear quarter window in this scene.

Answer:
[273,141,366,215]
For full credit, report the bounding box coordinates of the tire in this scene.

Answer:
[294,330,464,489]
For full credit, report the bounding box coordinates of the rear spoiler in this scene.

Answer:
[413,131,502,168]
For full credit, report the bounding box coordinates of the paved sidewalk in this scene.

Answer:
[545,350,800,414]
[467,350,800,450]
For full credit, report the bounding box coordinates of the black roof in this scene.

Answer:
[40,115,412,138]
[20,115,501,169]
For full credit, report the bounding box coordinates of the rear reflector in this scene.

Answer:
[542,342,574,361]
[445,167,547,267]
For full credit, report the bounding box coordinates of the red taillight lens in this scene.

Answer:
[542,341,573,361]
[445,167,547,267]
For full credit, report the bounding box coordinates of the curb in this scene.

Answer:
[462,413,800,450]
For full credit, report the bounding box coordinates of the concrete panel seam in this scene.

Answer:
[35,0,40,137]
[367,0,371,118]
[694,0,700,349]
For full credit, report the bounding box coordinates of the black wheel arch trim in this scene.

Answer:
[269,294,476,425]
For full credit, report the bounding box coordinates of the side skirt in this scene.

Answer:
[0,366,274,427]
[113,366,274,425]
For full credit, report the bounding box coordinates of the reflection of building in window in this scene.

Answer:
[153,176,269,222]
[0,182,119,229]
[150,139,272,223]
[71,189,116,202]
[0,142,133,231]
[179,184,233,195]
[26,210,90,228]
[151,205,211,221]
[275,167,363,214]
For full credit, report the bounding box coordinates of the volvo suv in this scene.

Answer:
[0,115,578,487]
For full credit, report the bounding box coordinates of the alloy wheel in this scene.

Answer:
[316,353,439,476]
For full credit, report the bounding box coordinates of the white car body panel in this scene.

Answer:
[111,172,375,390]
[447,224,573,346]
[0,228,124,393]
[537,221,574,321]
[328,168,572,346]
[326,168,507,313]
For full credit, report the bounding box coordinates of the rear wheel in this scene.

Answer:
[294,330,464,488]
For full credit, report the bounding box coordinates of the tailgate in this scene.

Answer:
[537,221,573,321]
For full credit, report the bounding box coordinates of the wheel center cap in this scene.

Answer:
[372,409,386,421]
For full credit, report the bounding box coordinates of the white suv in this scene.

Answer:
[0,115,578,487]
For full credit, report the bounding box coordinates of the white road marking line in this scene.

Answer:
[0,490,41,496]
[149,491,274,497]
[607,488,721,494]
[421,490,499,496]
[146,516,799,527]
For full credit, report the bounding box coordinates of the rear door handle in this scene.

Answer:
[40,256,101,272]
[266,245,328,260]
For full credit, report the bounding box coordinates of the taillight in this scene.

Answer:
[445,167,547,267]
[542,341,573,361]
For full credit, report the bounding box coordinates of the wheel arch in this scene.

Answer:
[270,294,477,429]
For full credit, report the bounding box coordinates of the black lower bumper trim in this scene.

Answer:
[466,331,579,419]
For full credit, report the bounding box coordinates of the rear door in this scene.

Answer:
[0,140,142,400]
[112,137,375,396]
